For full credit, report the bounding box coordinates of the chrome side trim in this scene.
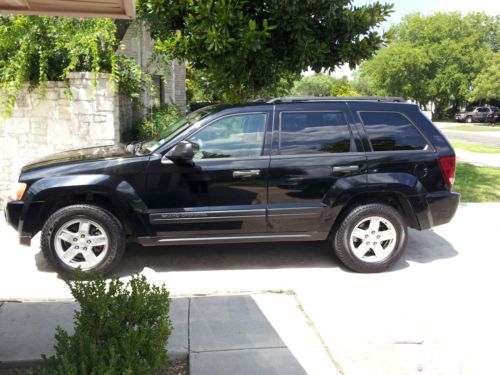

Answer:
[149,208,266,224]
[135,231,328,246]
[157,234,311,243]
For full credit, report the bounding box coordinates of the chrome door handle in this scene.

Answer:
[233,169,261,178]
[332,165,360,173]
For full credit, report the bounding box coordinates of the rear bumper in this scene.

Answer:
[417,191,460,230]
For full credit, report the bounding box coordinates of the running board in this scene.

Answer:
[135,232,327,246]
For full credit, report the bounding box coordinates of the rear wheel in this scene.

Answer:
[333,203,407,273]
[41,204,125,276]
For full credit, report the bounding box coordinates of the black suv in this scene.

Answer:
[5,97,460,275]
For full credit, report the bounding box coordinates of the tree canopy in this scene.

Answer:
[138,0,393,102]
[290,73,358,97]
[0,16,148,118]
[358,12,499,116]
[469,52,500,103]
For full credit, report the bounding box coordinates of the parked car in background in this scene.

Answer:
[487,108,500,124]
[5,97,460,275]
[455,106,498,123]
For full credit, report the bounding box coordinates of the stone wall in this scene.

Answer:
[0,73,125,206]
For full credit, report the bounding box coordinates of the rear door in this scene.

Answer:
[267,102,367,234]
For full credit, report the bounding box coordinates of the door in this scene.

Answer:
[351,104,440,195]
[145,111,271,237]
[267,103,368,234]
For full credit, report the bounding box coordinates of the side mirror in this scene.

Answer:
[165,141,194,162]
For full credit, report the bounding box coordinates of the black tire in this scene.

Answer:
[41,204,125,277]
[333,203,407,273]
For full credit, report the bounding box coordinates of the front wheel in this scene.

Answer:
[466,116,473,123]
[41,204,125,276]
[333,203,408,273]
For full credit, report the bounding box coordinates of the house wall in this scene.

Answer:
[0,73,128,206]
[118,22,186,110]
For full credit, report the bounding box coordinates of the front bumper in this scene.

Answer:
[417,191,460,230]
[5,200,23,230]
[5,200,32,246]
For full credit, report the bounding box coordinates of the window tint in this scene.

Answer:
[360,112,428,152]
[188,113,266,159]
[280,112,351,155]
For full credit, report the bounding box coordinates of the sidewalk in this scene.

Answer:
[455,148,500,167]
[0,293,338,375]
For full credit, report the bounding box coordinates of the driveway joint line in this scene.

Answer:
[292,292,345,375]
[187,297,191,355]
[191,346,288,354]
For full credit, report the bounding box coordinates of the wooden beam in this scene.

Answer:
[0,8,134,19]
[0,0,136,19]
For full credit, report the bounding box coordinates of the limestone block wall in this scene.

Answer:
[0,73,126,206]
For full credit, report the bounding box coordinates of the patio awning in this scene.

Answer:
[0,0,135,19]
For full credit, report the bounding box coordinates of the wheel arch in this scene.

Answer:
[329,190,420,237]
[21,175,151,239]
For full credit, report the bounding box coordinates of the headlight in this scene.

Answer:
[16,183,27,200]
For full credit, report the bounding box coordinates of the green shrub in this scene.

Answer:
[43,274,172,375]
[137,105,183,141]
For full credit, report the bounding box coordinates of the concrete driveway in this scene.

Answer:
[1,203,499,375]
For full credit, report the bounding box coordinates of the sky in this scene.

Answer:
[325,0,500,78]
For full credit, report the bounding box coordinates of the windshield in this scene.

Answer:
[141,106,217,153]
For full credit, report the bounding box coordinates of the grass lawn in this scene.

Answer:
[454,163,500,202]
[447,124,500,132]
[451,141,500,154]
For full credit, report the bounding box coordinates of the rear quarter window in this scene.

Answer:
[359,111,428,152]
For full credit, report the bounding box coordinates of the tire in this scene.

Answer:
[41,204,125,277]
[333,203,407,273]
[466,116,473,123]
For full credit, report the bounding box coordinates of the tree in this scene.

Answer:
[137,0,393,102]
[290,73,358,97]
[0,16,149,118]
[358,12,499,117]
[290,73,336,97]
[469,52,500,102]
[330,76,359,97]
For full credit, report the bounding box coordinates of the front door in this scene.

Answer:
[145,111,271,237]
[267,103,367,234]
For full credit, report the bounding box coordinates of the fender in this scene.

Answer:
[324,172,427,230]
[20,174,151,238]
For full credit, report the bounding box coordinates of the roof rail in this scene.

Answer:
[267,96,406,104]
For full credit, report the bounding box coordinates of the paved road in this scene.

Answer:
[2,203,500,375]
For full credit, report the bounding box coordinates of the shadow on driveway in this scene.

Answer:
[34,229,458,277]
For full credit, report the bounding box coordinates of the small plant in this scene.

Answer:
[136,105,183,141]
[43,273,172,375]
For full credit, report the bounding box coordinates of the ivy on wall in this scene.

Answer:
[0,16,150,118]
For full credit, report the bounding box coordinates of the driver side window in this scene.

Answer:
[188,113,267,159]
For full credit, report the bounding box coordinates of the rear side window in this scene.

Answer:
[280,111,351,155]
[360,112,428,152]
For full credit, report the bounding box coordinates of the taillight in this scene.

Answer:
[438,156,456,189]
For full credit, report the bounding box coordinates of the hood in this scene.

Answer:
[21,144,132,172]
